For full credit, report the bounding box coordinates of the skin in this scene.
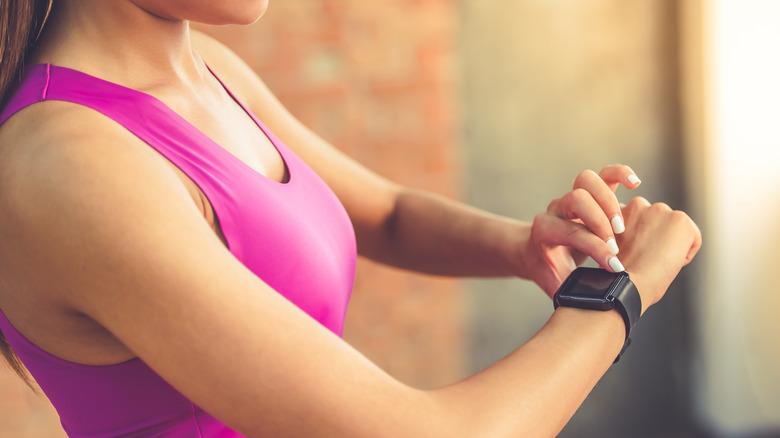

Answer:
[0,1,702,437]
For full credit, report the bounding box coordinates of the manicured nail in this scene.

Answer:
[611,215,626,234]
[609,257,625,272]
[628,174,641,185]
[606,237,619,255]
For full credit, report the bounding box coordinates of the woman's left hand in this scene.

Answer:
[524,165,641,298]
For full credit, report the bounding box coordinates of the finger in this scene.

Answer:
[556,188,620,254]
[534,213,625,273]
[573,170,626,235]
[546,197,562,214]
[598,164,641,192]
[625,196,652,212]
[619,196,654,234]
[650,201,673,215]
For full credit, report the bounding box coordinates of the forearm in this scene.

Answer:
[429,306,625,437]
[361,187,535,279]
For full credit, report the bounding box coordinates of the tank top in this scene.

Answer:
[0,63,357,437]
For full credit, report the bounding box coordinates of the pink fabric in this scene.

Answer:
[0,64,357,437]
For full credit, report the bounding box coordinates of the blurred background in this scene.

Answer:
[2,0,779,436]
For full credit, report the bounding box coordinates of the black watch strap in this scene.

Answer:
[611,275,641,363]
[612,275,641,342]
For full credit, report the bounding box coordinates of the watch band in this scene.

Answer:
[611,274,641,343]
[606,274,641,363]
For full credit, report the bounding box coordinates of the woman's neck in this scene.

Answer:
[31,0,206,92]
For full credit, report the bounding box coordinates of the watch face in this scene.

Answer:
[562,268,620,300]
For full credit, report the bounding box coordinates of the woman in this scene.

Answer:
[0,1,701,437]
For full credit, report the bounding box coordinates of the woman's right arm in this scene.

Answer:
[0,104,700,437]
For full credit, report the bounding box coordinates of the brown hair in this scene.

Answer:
[0,0,51,105]
[0,0,51,388]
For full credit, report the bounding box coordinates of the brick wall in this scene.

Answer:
[0,1,463,434]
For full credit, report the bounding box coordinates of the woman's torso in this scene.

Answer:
[1,58,290,368]
[0,61,357,437]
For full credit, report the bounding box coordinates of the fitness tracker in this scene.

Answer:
[553,267,642,363]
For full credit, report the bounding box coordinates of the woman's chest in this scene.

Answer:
[152,82,289,185]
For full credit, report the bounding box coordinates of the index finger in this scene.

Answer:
[598,165,642,193]
[572,169,625,235]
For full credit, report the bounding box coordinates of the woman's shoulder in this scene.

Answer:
[0,99,192,242]
[0,97,198,327]
[0,100,158,189]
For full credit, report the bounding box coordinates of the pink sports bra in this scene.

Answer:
[0,63,357,437]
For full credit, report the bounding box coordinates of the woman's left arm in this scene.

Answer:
[194,31,637,294]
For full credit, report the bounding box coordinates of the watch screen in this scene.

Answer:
[569,269,618,298]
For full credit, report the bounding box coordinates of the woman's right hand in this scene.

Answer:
[615,197,702,315]
[527,165,641,297]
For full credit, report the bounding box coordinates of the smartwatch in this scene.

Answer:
[553,267,642,363]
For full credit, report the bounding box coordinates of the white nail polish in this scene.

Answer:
[628,174,641,185]
[606,237,619,255]
[611,215,626,234]
[609,257,625,272]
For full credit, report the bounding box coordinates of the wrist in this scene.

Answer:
[552,267,642,362]
[551,306,626,356]
[502,221,536,280]
[624,269,656,316]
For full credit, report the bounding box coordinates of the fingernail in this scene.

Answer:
[628,174,641,185]
[606,237,619,255]
[611,215,626,234]
[609,257,625,272]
